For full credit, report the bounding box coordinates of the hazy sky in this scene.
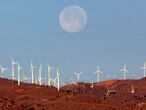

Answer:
[0,0,146,82]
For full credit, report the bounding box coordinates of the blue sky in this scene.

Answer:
[0,0,146,82]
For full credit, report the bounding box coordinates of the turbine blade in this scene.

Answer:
[125,69,128,73]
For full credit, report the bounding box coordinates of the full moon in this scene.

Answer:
[59,5,87,33]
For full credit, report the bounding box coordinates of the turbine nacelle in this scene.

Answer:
[74,72,83,77]
[121,65,128,73]
[74,72,83,81]
[121,69,128,73]
[94,65,103,83]
[0,65,8,72]
[95,66,103,74]
[11,58,17,65]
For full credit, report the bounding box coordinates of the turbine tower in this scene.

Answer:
[11,58,17,80]
[57,67,60,91]
[17,63,22,85]
[74,72,82,81]
[140,62,146,77]
[90,82,94,88]
[0,65,8,78]
[121,64,128,80]
[131,85,135,94]
[30,61,34,83]
[47,64,53,86]
[95,66,103,83]
[38,64,43,86]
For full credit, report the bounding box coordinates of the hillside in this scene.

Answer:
[0,78,146,110]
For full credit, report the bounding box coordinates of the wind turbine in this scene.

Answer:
[106,86,115,98]
[90,82,94,89]
[121,64,128,80]
[131,85,135,94]
[38,64,43,86]
[34,77,39,84]
[41,77,46,85]
[95,66,103,83]
[22,74,30,83]
[57,67,60,91]
[30,61,34,83]
[51,77,57,87]
[90,81,94,95]
[70,79,78,94]
[67,77,79,95]
[0,65,8,78]
[74,72,82,81]
[140,62,146,77]
[11,58,17,80]
[17,63,22,85]
[82,83,86,94]
[47,64,53,86]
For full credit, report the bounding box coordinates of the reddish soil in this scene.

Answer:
[0,78,146,110]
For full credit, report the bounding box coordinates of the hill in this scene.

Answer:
[1,78,146,110]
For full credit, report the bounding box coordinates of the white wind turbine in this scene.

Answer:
[90,81,94,89]
[68,78,78,94]
[0,65,8,78]
[11,58,17,80]
[40,77,46,85]
[131,85,135,94]
[51,77,57,87]
[47,64,53,86]
[106,86,115,98]
[57,67,60,91]
[95,66,103,83]
[17,63,22,85]
[121,64,128,80]
[140,62,146,77]
[30,61,34,83]
[38,64,43,86]
[74,72,82,81]
[90,81,94,95]
[34,77,39,84]
[22,74,30,83]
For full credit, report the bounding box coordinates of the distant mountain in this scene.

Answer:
[0,78,146,110]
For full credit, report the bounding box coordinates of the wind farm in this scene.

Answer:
[0,59,146,109]
[0,0,146,110]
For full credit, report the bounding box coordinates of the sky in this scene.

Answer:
[0,0,146,83]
